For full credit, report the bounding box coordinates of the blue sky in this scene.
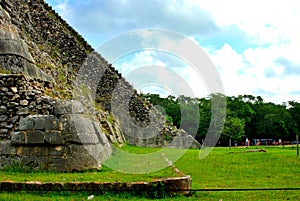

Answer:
[45,0,300,104]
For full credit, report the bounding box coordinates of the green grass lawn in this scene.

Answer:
[1,146,300,200]
[0,163,176,183]
[179,146,300,189]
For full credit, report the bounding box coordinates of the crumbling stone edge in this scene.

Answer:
[0,175,192,197]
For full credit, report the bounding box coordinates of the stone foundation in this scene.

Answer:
[0,74,112,171]
[0,176,192,197]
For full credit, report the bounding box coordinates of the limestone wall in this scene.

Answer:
[0,74,112,171]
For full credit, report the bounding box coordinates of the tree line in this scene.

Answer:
[142,93,300,146]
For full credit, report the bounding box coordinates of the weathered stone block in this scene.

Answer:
[34,115,59,130]
[1,96,8,104]
[19,147,49,157]
[11,94,20,101]
[0,28,35,63]
[19,117,34,130]
[48,158,67,172]
[44,116,59,130]
[60,114,99,144]
[0,87,9,92]
[0,141,16,155]
[11,116,19,124]
[18,147,32,156]
[66,144,103,171]
[6,92,14,97]
[19,115,59,131]
[44,131,62,144]
[16,107,30,115]
[55,100,85,115]
[4,124,13,129]
[20,100,29,106]
[49,146,65,156]
[60,114,77,134]
[34,117,45,130]
[108,135,117,144]
[16,147,22,156]
[0,129,8,135]
[0,122,7,127]
[20,156,36,165]
[11,132,26,144]
[26,130,44,144]
[0,115,8,122]
[93,121,109,145]
[7,102,19,108]
[0,106,7,115]
[10,87,18,93]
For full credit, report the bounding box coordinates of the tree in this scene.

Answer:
[227,95,256,138]
[197,97,211,142]
[288,101,300,135]
[221,116,245,144]
[143,93,299,144]
[251,102,295,140]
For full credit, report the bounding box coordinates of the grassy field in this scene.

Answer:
[0,146,299,200]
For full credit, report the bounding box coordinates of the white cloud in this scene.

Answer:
[115,51,166,76]
[207,41,300,103]
[173,66,208,98]
[114,50,207,98]
[194,0,300,47]
[45,0,300,103]
[189,0,300,103]
[208,44,253,96]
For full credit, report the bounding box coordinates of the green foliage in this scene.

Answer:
[107,113,115,123]
[163,133,173,141]
[150,181,167,198]
[164,115,173,124]
[111,74,119,81]
[143,94,181,127]
[288,101,300,135]
[47,11,56,19]
[143,93,300,144]
[0,66,11,74]
[222,116,245,141]
[1,161,46,173]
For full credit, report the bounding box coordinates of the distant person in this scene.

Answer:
[246,138,249,146]
[279,139,282,145]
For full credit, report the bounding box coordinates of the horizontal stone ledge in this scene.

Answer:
[0,176,191,196]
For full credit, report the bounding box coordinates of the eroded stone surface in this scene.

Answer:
[0,74,112,171]
[0,176,192,197]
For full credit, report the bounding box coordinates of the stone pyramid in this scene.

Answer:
[0,0,199,172]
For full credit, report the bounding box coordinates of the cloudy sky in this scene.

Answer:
[45,0,300,104]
